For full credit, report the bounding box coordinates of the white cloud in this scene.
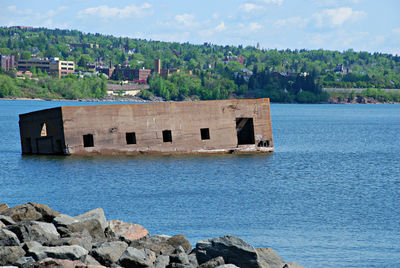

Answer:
[249,22,262,31]
[373,35,385,44]
[198,29,214,38]
[240,3,262,12]
[393,28,400,34]
[215,21,226,32]
[314,7,366,27]
[78,3,151,19]
[149,32,191,43]
[175,13,195,26]
[257,0,283,5]
[7,5,32,15]
[307,31,369,49]
[274,17,309,28]
[45,6,68,18]
[7,5,17,12]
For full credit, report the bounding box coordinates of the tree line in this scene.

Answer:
[0,27,399,102]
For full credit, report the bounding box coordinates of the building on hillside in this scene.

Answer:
[69,43,99,49]
[112,68,151,81]
[154,59,161,75]
[154,59,180,78]
[9,26,35,30]
[0,54,15,71]
[17,58,75,78]
[19,99,273,155]
[160,68,180,78]
[49,60,75,78]
[222,55,244,65]
[334,64,350,74]
[97,67,115,78]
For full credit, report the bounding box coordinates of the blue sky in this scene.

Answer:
[1,0,399,55]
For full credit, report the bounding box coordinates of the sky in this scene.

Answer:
[1,0,399,55]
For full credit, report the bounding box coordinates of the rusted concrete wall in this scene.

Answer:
[19,99,273,155]
[19,107,65,154]
[60,99,273,155]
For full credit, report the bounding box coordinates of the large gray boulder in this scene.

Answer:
[6,221,60,244]
[199,256,225,268]
[0,229,20,246]
[2,202,59,223]
[256,248,286,268]
[53,208,107,241]
[75,208,107,230]
[130,235,176,256]
[0,215,16,226]
[118,247,156,267]
[27,244,88,261]
[0,246,25,265]
[167,234,192,253]
[91,241,129,266]
[107,219,149,242]
[154,255,170,268]
[45,234,93,251]
[170,252,190,266]
[34,258,87,267]
[15,256,36,268]
[195,235,260,268]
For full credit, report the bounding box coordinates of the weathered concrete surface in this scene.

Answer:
[20,99,273,155]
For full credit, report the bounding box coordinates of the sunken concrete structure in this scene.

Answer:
[19,99,273,155]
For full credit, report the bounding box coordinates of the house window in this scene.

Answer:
[162,130,172,142]
[200,128,210,140]
[83,134,94,147]
[126,132,136,144]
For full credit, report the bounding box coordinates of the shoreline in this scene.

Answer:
[0,202,303,268]
[1,96,399,104]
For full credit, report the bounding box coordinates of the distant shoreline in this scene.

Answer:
[1,97,399,104]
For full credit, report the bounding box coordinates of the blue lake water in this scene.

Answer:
[0,100,399,267]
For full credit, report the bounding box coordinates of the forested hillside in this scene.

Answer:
[1,27,399,102]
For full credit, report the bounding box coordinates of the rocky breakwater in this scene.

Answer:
[0,202,303,268]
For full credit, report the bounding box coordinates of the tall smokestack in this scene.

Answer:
[154,59,161,75]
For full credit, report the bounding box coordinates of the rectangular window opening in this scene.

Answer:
[200,128,210,140]
[162,130,172,143]
[83,134,94,147]
[126,132,137,144]
[236,118,255,145]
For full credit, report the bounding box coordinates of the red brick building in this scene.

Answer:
[0,55,15,71]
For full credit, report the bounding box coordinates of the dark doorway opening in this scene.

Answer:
[200,128,210,140]
[83,134,94,147]
[162,130,172,142]
[126,132,137,144]
[236,118,255,145]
